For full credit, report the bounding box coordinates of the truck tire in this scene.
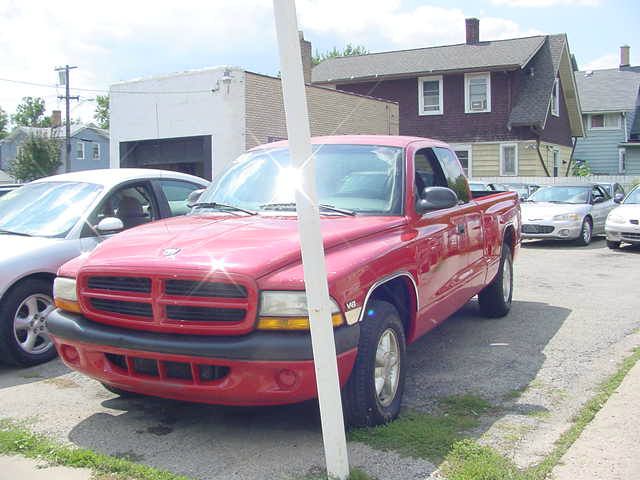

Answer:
[606,240,621,249]
[0,278,57,366]
[101,383,143,398]
[342,300,406,427]
[478,243,513,318]
[575,217,592,246]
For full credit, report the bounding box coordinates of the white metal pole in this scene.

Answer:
[272,1,350,479]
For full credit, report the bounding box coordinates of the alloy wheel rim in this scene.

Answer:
[374,328,401,407]
[503,256,512,303]
[583,221,591,243]
[13,294,55,355]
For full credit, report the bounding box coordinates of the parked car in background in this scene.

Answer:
[47,135,520,427]
[0,184,22,198]
[605,185,640,249]
[469,182,509,193]
[0,169,209,366]
[597,182,625,200]
[520,183,617,245]
[504,183,540,200]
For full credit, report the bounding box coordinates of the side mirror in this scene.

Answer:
[187,189,205,206]
[96,217,124,234]
[614,193,624,204]
[416,187,459,214]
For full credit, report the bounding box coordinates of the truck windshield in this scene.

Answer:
[0,181,103,237]
[198,144,404,215]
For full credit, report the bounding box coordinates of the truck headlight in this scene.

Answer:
[53,277,81,313]
[553,213,580,221]
[257,291,344,330]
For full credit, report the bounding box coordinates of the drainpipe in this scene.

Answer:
[565,136,578,176]
[531,127,551,177]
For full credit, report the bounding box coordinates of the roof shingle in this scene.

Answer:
[574,67,640,113]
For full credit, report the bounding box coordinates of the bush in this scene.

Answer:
[8,132,61,182]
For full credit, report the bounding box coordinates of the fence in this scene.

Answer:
[473,175,639,190]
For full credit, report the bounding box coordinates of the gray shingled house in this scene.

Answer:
[311,18,584,178]
[573,46,640,175]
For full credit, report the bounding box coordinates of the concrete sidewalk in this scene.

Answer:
[551,358,640,480]
[0,455,92,480]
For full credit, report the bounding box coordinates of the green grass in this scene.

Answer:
[0,419,191,480]
[348,395,491,462]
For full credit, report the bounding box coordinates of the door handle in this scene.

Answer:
[457,224,466,234]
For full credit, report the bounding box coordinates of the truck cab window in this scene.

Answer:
[433,147,471,203]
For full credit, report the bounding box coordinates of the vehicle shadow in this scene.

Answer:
[521,237,606,250]
[65,299,569,480]
[0,358,70,390]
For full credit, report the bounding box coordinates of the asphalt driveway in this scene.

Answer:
[1,238,638,479]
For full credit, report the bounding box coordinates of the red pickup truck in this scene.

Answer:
[47,135,520,426]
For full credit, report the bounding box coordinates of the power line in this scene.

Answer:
[0,76,215,95]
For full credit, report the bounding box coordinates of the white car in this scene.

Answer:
[520,183,618,245]
[0,169,208,366]
[606,185,640,249]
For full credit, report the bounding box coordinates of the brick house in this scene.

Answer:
[311,18,584,178]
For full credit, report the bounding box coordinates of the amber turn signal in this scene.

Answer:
[257,313,344,331]
[54,298,82,314]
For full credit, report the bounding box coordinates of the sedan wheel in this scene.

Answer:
[576,218,592,246]
[13,293,55,356]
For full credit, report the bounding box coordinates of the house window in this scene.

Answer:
[465,72,491,113]
[619,148,626,173]
[418,75,443,115]
[450,144,472,177]
[92,143,101,160]
[500,143,518,176]
[551,78,560,117]
[76,142,84,160]
[589,113,620,130]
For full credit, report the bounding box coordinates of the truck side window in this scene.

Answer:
[414,149,448,200]
[433,147,471,203]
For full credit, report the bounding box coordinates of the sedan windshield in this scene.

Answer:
[528,186,590,204]
[0,182,103,237]
[197,144,404,215]
[624,187,640,204]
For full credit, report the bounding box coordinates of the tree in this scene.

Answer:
[312,44,369,66]
[8,133,61,182]
[94,95,109,129]
[0,106,8,140]
[12,97,51,127]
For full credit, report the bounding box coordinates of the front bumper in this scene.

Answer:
[606,224,640,244]
[48,309,359,406]
[521,220,582,240]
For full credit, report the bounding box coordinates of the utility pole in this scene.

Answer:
[55,65,79,173]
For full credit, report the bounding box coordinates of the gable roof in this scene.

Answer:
[574,66,640,113]
[312,35,546,83]
[0,124,109,143]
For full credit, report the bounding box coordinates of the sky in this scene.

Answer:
[0,0,638,124]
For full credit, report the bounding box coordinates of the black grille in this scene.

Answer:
[630,219,639,225]
[198,365,229,382]
[164,280,247,298]
[105,353,127,370]
[91,298,153,318]
[622,232,640,239]
[132,357,159,377]
[165,361,192,380]
[165,305,245,322]
[88,276,151,293]
[522,224,554,234]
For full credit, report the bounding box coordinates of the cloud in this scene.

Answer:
[490,0,600,6]
[581,51,639,70]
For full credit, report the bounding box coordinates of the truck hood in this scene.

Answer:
[78,214,406,279]
[521,202,589,221]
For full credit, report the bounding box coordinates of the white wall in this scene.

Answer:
[109,67,246,177]
[475,175,639,190]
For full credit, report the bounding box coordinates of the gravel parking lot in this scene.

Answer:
[1,239,638,479]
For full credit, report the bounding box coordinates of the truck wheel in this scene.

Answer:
[0,279,57,366]
[101,383,143,398]
[343,300,406,427]
[478,244,513,318]
[606,240,621,249]
[575,218,592,246]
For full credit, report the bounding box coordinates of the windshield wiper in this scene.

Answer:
[0,229,32,237]
[260,202,356,216]
[189,202,256,215]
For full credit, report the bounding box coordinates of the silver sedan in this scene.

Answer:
[0,169,208,366]
[520,183,618,245]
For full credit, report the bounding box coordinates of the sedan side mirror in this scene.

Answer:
[614,193,624,204]
[96,217,124,234]
[187,189,205,206]
[416,187,459,214]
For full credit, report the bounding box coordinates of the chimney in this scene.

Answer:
[466,18,480,45]
[299,30,312,84]
[620,45,630,68]
[51,110,62,127]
